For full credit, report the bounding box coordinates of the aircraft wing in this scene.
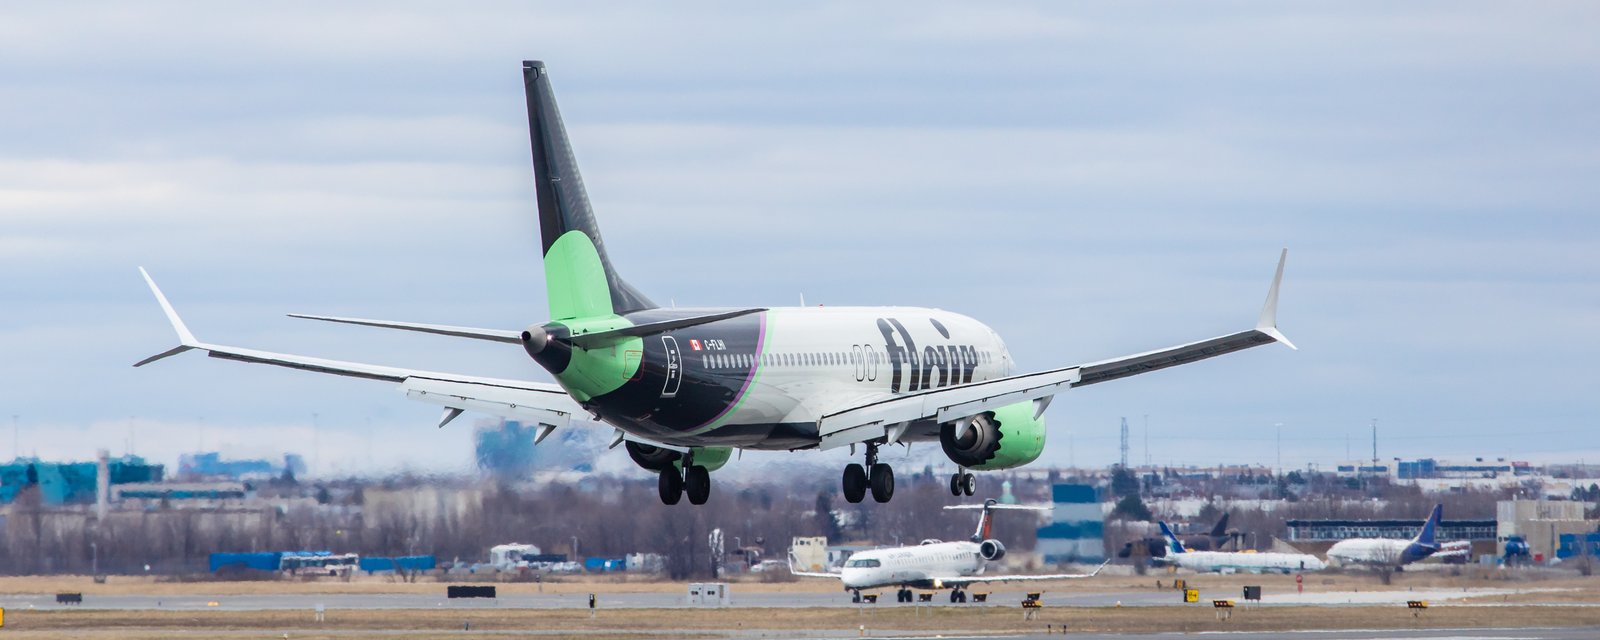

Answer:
[786,554,841,579]
[943,561,1109,588]
[134,268,584,431]
[816,250,1292,450]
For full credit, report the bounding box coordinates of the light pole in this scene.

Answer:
[1275,422,1284,477]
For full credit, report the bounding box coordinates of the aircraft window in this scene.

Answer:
[845,558,881,568]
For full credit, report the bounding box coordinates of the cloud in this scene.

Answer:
[1,2,1596,474]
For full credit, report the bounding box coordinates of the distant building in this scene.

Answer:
[1397,458,1533,480]
[0,455,163,505]
[473,420,597,479]
[1285,518,1496,542]
[1498,499,1597,561]
[1035,483,1106,564]
[178,452,300,481]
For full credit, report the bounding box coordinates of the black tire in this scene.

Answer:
[852,591,861,603]
[949,590,960,603]
[949,473,962,496]
[843,463,868,504]
[658,468,683,505]
[870,463,895,503]
[685,465,711,505]
[961,472,977,496]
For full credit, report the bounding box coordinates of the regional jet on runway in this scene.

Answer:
[788,499,1106,603]
[1157,521,1326,574]
[1326,504,1444,568]
[137,61,1295,506]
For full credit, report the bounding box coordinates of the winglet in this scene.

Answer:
[133,267,200,367]
[1255,249,1296,350]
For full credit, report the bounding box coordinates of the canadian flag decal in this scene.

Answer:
[689,339,702,351]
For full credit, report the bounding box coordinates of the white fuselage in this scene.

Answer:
[665,306,1013,448]
[1163,550,1326,574]
[1326,539,1418,566]
[838,541,986,590]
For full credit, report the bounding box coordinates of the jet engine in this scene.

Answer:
[939,401,1046,470]
[625,442,732,472]
[979,539,1006,561]
[625,441,680,471]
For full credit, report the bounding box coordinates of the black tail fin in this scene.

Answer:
[523,61,655,318]
[1210,512,1230,539]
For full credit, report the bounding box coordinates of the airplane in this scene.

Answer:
[788,499,1107,603]
[1156,521,1326,574]
[1120,512,1232,559]
[135,60,1296,506]
[1325,504,1443,569]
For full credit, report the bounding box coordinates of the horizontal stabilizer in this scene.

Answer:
[288,314,522,344]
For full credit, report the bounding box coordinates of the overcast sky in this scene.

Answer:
[2,2,1596,477]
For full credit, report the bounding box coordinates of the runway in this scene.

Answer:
[0,585,1542,611]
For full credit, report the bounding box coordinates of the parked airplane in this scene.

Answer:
[1325,504,1443,569]
[1120,512,1233,559]
[1156,522,1325,574]
[136,60,1295,506]
[789,499,1106,602]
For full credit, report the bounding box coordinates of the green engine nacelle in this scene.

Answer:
[939,401,1046,471]
[675,446,732,472]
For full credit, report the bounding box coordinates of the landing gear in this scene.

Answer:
[852,590,862,603]
[843,464,868,504]
[896,588,913,603]
[657,451,711,506]
[658,468,683,505]
[869,463,894,503]
[949,589,967,603]
[685,464,711,505]
[843,443,895,503]
[949,470,976,496]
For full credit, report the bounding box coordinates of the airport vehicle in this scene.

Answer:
[136,60,1295,506]
[788,499,1106,602]
[1156,522,1325,574]
[1325,504,1443,568]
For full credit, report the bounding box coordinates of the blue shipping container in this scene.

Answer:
[209,552,282,573]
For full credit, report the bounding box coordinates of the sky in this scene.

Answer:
[2,2,1597,477]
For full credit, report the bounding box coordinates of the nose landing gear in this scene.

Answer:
[948,469,976,496]
[842,442,895,503]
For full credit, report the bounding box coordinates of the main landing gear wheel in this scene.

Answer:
[949,590,967,603]
[842,464,868,504]
[869,463,894,503]
[685,465,711,505]
[658,468,683,505]
[841,442,896,503]
[949,471,976,496]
